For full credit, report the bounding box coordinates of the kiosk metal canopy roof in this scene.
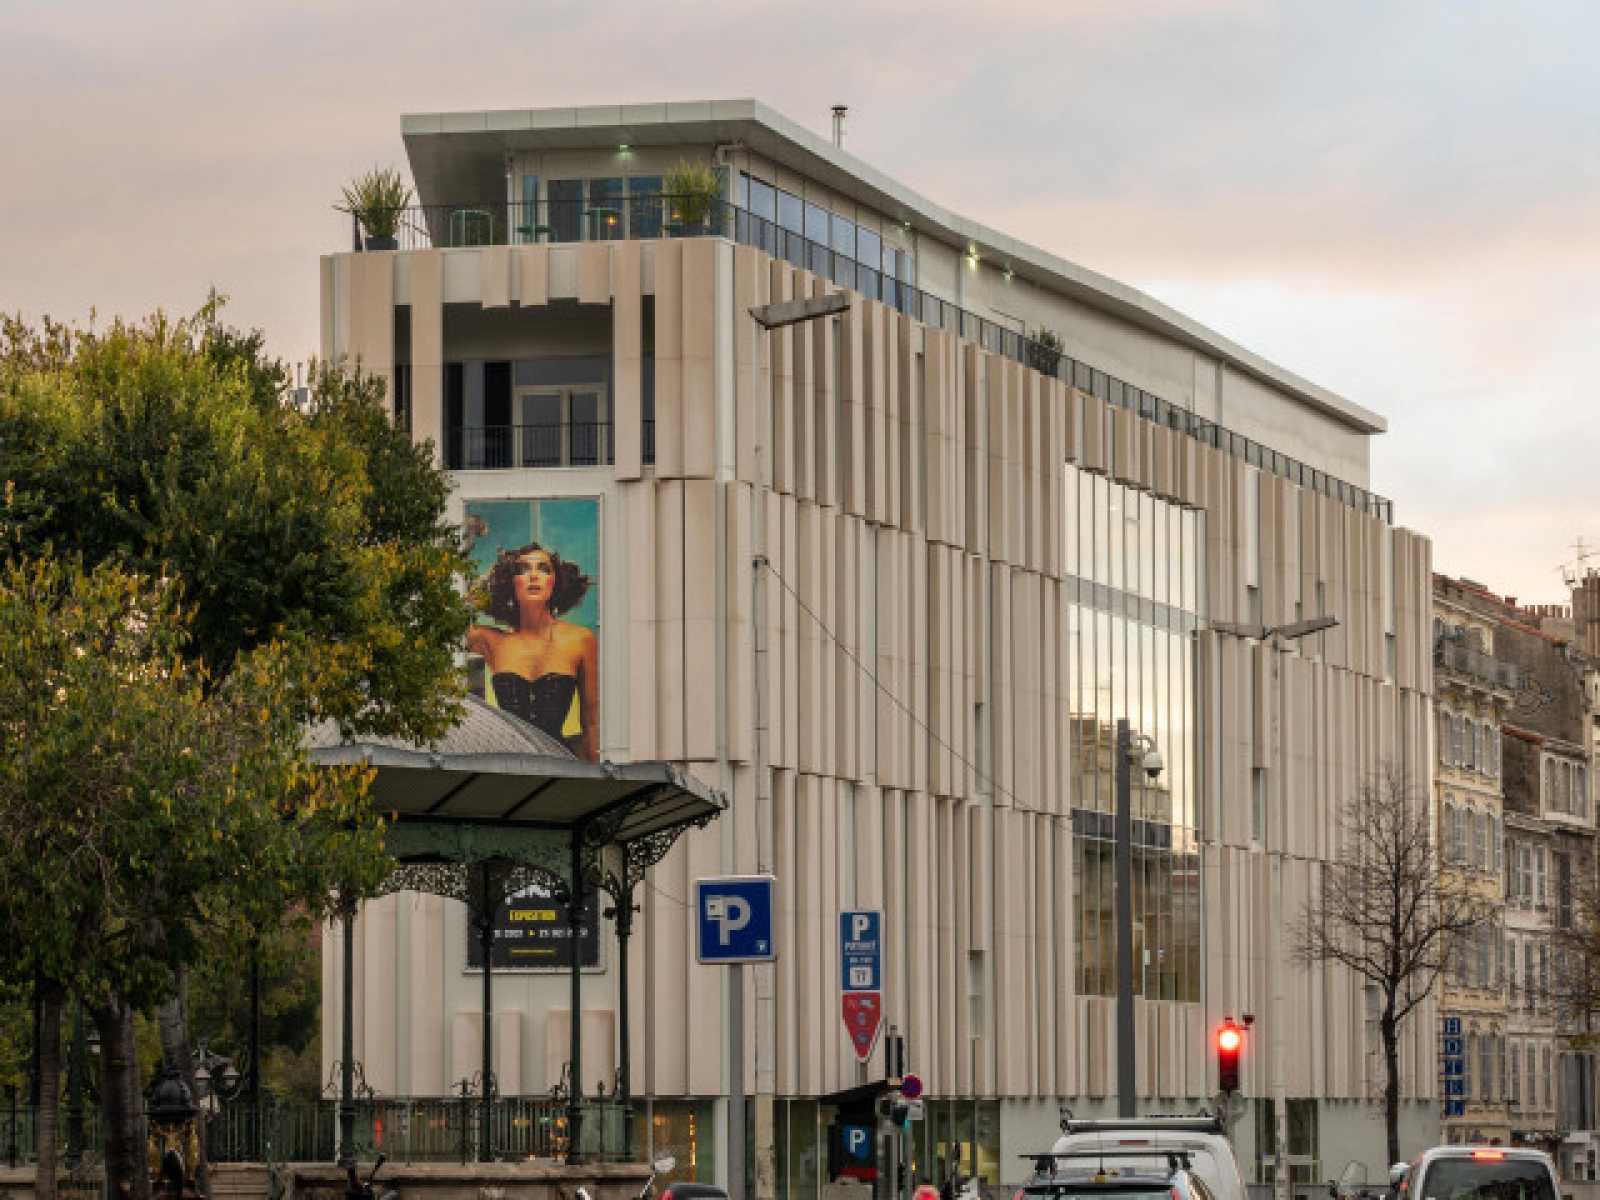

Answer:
[305,695,723,841]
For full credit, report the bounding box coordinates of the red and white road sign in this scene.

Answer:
[842,991,883,1062]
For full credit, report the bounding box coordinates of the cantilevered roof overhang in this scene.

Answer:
[305,695,723,845]
[400,98,1386,437]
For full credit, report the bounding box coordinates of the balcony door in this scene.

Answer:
[516,386,610,467]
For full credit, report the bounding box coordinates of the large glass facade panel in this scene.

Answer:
[778,189,804,235]
[1065,464,1204,1003]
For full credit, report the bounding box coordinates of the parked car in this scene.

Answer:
[1017,1156,1213,1200]
[1044,1115,1247,1200]
[1393,1146,1558,1200]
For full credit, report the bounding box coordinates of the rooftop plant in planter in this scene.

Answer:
[337,166,412,250]
[664,160,721,233]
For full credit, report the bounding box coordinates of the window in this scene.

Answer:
[1439,709,1452,765]
[548,179,584,243]
[1557,852,1573,928]
[514,385,611,468]
[590,177,624,240]
[1475,810,1488,870]
[1540,943,1550,1006]
[1466,1033,1477,1100]
[747,175,776,223]
[1511,1040,1522,1104]
[777,189,803,235]
[1443,801,1457,862]
[518,174,540,242]
[629,176,664,239]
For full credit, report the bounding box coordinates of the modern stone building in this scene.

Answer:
[319,99,1438,1195]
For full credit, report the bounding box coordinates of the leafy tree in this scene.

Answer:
[0,303,472,741]
[0,305,473,1192]
[0,557,389,1199]
[1290,766,1494,1165]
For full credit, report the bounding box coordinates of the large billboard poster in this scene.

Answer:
[464,498,600,761]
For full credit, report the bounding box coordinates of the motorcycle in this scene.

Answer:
[346,1152,400,1200]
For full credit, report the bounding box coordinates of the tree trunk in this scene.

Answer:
[98,998,153,1200]
[33,984,63,1200]
[157,972,210,1199]
[1381,1012,1401,1168]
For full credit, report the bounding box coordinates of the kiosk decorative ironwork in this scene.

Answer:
[307,696,724,1166]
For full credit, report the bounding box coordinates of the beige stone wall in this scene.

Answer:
[321,235,1435,1107]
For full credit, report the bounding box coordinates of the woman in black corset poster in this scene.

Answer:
[467,541,600,761]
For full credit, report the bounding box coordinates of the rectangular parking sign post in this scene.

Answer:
[840,911,881,991]
[695,876,777,963]
[840,910,883,1063]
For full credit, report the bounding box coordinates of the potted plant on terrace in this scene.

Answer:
[664,159,721,236]
[337,166,412,251]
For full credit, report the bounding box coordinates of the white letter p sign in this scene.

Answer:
[707,895,752,945]
[851,914,871,941]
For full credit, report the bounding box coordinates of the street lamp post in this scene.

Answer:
[745,289,852,1200]
[1115,721,1164,1117]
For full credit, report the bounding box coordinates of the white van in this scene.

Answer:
[1398,1147,1559,1200]
[1047,1117,1247,1200]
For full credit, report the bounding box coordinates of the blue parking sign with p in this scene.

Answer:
[840,910,882,992]
[695,876,777,963]
[843,1124,873,1162]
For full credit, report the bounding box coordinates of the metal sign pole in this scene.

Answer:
[730,962,747,1200]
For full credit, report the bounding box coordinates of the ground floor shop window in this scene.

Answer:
[918,1099,1002,1190]
[634,1099,718,1186]
[1253,1098,1320,1186]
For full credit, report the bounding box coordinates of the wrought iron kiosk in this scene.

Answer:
[307,697,723,1165]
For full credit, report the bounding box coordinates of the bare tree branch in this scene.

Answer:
[1289,763,1496,1164]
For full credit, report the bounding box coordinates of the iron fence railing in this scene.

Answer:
[1,1097,626,1166]
[446,422,614,471]
[354,195,1392,522]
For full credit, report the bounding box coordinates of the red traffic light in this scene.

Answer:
[1216,1020,1244,1093]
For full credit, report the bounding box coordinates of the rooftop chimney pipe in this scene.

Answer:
[831,105,848,148]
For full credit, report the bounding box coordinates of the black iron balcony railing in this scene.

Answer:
[446,422,614,471]
[1435,637,1521,690]
[367,195,1393,520]
[358,196,729,253]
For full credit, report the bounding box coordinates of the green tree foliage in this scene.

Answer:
[0,303,474,1188]
[0,557,391,1197]
[0,302,474,741]
[186,913,326,1100]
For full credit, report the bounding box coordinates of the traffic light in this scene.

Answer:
[1216,1019,1244,1094]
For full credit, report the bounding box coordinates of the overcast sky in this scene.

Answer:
[3,0,1593,605]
